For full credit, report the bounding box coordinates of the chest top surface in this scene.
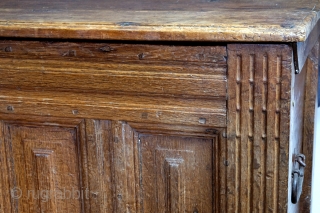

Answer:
[0,0,319,42]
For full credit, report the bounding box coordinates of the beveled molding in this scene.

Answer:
[0,113,224,138]
[0,115,225,212]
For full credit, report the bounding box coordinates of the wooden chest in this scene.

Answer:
[0,0,319,212]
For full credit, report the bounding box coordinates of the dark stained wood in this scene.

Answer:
[0,0,319,42]
[227,44,293,212]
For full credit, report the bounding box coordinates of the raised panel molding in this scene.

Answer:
[0,122,82,213]
[156,149,191,212]
[0,118,114,213]
[164,158,184,212]
[138,134,219,213]
[0,117,223,213]
[227,44,293,213]
[31,149,56,213]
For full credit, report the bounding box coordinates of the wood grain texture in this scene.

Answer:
[110,121,137,212]
[128,122,226,138]
[294,18,320,72]
[0,0,319,42]
[0,115,222,212]
[0,121,83,212]
[287,47,308,213]
[0,118,115,213]
[227,44,292,213]
[0,89,226,128]
[83,119,113,213]
[0,40,227,98]
[138,134,218,213]
[299,40,319,213]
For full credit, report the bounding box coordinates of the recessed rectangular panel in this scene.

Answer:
[2,124,82,213]
[139,134,215,213]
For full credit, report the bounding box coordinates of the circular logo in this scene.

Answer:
[10,187,22,199]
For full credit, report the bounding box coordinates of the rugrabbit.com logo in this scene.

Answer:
[10,187,93,202]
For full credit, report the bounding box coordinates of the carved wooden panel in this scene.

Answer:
[137,134,217,213]
[0,117,221,213]
[227,44,293,212]
[0,121,82,212]
[0,118,115,213]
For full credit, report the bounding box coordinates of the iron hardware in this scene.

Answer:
[291,153,306,204]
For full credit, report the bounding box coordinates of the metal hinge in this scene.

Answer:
[291,153,306,204]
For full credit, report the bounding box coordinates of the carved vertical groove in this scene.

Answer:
[273,56,282,213]
[249,54,254,137]
[248,54,255,212]
[235,54,242,213]
[33,149,57,213]
[165,158,183,213]
[227,44,292,213]
[261,54,268,212]
[275,56,282,137]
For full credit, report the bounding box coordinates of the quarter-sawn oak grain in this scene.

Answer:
[0,0,319,212]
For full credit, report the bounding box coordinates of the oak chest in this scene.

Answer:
[0,0,319,212]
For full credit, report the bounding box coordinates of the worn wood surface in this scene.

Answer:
[0,40,227,98]
[0,37,227,212]
[0,115,222,213]
[138,134,217,212]
[227,44,292,212]
[0,3,318,210]
[0,0,319,42]
[0,120,83,212]
[287,43,308,213]
[299,40,319,213]
[294,18,320,73]
[0,88,226,128]
[0,40,227,129]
